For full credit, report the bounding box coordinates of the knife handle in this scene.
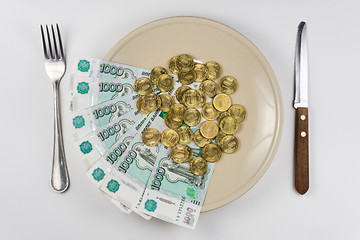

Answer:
[295,107,309,194]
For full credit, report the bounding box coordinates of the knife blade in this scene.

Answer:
[294,21,309,195]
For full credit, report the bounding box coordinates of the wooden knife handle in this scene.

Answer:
[295,107,309,194]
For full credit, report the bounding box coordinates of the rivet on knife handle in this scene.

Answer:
[295,107,309,194]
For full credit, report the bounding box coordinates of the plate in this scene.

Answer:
[104,16,283,212]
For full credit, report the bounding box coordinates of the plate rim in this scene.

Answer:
[104,16,283,212]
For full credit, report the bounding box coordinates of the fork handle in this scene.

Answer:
[51,81,70,193]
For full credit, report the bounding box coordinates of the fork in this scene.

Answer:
[41,24,70,193]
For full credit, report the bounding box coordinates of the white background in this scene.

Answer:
[1,0,359,239]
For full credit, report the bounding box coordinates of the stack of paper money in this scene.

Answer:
[70,58,216,229]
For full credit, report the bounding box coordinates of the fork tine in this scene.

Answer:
[56,24,65,60]
[40,25,49,59]
[51,25,59,59]
[46,25,54,59]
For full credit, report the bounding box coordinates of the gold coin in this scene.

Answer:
[142,93,161,112]
[176,125,194,144]
[199,80,217,98]
[142,128,161,146]
[193,130,211,147]
[219,76,237,94]
[136,96,149,114]
[193,63,209,82]
[169,56,179,75]
[169,103,187,121]
[205,61,221,80]
[200,121,219,139]
[156,73,174,92]
[218,111,232,124]
[219,116,239,134]
[182,89,200,108]
[161,129,179,148]
[215,130,227,145]
[178,70,196,85]
[213,93,232,112]
[175,54,194,73]
[195,90,206,109]
[201,102,220,120]
[164,113,183,129]
[175,86,191,104]
[159,94,175,112]
[202,144,222,162]
[189,157,208,175]
[219,135,239,153]
[228,104,246,123]
[184,108,201,127]
[170,144,193,163]
[134,77,153,96]
[150,66,167,84]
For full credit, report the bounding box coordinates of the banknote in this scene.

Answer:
[71,94,139,140]
[74,109,146,168]
[70,76,144,110]
[139,140,215,229]
[99,109,168,212]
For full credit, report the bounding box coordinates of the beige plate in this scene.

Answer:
[104,16,283,212]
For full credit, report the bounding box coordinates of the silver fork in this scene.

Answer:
[41,24,69,193]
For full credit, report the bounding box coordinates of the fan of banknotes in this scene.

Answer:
[70,56,246,229]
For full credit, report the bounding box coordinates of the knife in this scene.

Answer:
[294,21,309,195]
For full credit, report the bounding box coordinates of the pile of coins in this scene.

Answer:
[136,54,246,176]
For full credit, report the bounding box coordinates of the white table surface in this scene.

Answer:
[1,0,359,239]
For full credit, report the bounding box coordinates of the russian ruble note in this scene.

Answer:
[71,94,139,140]
[139,140,215,229]
[74,109,146,168]
[99,109,169,213]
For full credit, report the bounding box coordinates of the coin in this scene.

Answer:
[200,121,219,139]
[175,85,191,103]
[219,76,237,94]
[195,90,206,109]
[215,130,227,145]
[201,102,220,120]
[184,108,201,126]
[199,80,217,98]
[228,104,246,123]
[170,144,193,163]
[176,125,194,144]
[178,70,196,85]
[164,113,183,129]
[219,116,239,134]
[142,128,161,146]
[193,130,211,147]
[182,89,200,108]
[175,54,194,73]
[202,144,222,162]
[193,63,209,82]
[169,56,179,75]
[136,95,149,114]
[134,77,153,95]
[219,135,239,153]
[169,103,186,121]
[161,129,180,148]
[159,93,175,112]
[189,157,208,175]
[213,93,232,112]
[150,66,167,84]
[218,111,231,124]
[142,93,161,113]
[156,73,174,92]
[205,61,221,80]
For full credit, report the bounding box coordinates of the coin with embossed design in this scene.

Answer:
[189,157,208,176]
[134,77,153,95]
[176,125,193,144]
[202,144,222,162]
[219,116,239,134]
[201,102,220,120]
[213,93,232,112]
[175,54,194,73]
[206,61,221,80]
[199,80,217,98]
[193,130,211,147]
[164,113,183,129]
[175,85,191,103]
[150,66,167,84]
[200,121,219,139]
[170,144,193,163]
[159,94,175,112]
[161,129,179,148]
[228,104,246,123]
[219,76,237,94]
[184,108,201,127]
[169,56,179,75]
[156,73,174,92]
[142,128,161,146]
[178,70,196,85]
[194,63,209,82]
[169,103,187,121]
[219,135,239,153]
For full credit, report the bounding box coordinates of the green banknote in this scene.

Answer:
[99,109,169,213]
[74,109,146,168]
[71,94,139,140]
[139,141,215,229]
